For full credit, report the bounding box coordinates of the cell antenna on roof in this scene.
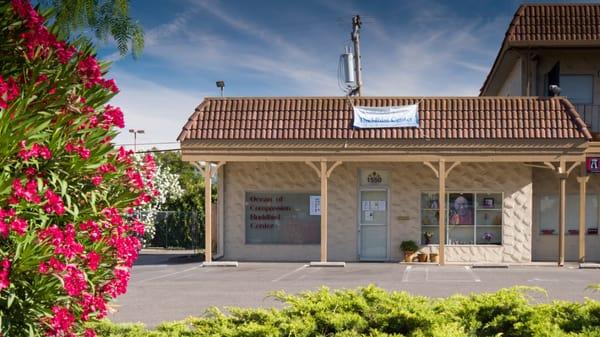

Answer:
[216,80,225,98]
[350,15,363,96]
[337,15,363,96]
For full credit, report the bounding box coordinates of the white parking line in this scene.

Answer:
[271,264,309,282]
[465,266,481,282]
[401,265,412,282]
[138,265,201,283]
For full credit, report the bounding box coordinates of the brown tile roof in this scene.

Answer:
[178,96,592,141]
[507,4,600,43]
[481,4,600,94]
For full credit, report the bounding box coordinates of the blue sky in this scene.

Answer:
[99,0,593,150]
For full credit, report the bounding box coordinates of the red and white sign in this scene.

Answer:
[586,157,600,173]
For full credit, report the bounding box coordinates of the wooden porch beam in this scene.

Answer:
[558,160,566,267]
[204,164,213,263]
[423,161,439,178]
[326,161,343,178]
[438,160,446,266]
[304,161,321,178]
[445,161,461,178]
[577,164,589,263]
[320,161,328,262]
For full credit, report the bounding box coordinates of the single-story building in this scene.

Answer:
[178,96,600,265]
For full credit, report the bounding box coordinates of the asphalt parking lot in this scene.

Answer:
[109,250,600,327]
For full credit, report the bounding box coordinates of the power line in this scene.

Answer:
[116,141,180,146]
[134,148,181,154]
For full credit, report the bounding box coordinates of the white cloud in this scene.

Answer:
[108,69,205,151]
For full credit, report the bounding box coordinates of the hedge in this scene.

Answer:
[90,285,600,337]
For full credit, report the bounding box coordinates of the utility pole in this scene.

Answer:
[351,15,363,96]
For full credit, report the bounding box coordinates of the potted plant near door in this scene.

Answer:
[400,240,419,262]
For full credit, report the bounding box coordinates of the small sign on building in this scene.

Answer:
[587,157,600,173]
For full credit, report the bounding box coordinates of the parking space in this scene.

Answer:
[109,251,600,327]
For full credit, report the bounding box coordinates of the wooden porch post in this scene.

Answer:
[438,160,446,266]
[320,160,328,262]
[558,161,567,266]
[577,165,589,263]
[204,164,213,263]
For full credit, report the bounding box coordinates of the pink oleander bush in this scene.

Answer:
[0,1,156,336]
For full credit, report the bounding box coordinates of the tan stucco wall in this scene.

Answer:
[222,162,533,263]
[532,168,600,262]
[497,58,523,96]
[534,50,600,103]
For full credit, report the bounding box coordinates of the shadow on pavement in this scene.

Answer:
[134,250,204,266]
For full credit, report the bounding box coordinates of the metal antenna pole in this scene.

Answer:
[351,15,363,96]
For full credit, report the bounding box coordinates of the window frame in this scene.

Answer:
[420,191,504,246]
[537,193,600,236]
[559,74,594,105]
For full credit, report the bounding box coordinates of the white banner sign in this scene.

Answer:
[353,104,419,128]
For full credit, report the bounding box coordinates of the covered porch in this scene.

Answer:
[178,96,593,266]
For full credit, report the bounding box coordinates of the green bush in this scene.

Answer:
[400,240,419,253]
[89,285,600,337]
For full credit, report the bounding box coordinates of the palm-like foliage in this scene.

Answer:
[40,0,144,57]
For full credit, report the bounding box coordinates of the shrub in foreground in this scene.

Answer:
[0,1,155,336]
[90,286,600,337]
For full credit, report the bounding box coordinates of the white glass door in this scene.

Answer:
[359,189,388,260]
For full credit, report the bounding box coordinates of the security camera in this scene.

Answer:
[549,84,561,97]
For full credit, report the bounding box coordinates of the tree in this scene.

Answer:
[0,1,154,335]
[153,150,214,213]
[40,0,144,57]
[134,154,184,245]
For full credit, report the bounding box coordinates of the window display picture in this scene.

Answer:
[449,193,474,225]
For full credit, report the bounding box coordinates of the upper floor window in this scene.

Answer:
[560,75,594,104]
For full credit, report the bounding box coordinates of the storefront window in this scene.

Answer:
[421,192,503,245]
[538,194,599,235]
[245,192,320,244]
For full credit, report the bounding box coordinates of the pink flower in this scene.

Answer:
[131,219,145,236]
[18,141,52,161]
[62,265,87,296]
[0,75,20,109]
[101,79,119,93]
[10,217,27,235]
[55,41,75,64]
[0,221,8,237]
[85,328,97,337]
[80,220,102,242]
[65,141,91,160]
[0,259,10,291]
[46,306,75,336]
[116,146,133,164]
[126,168,144,189]
[48,257,66,272]
[109,235,140,267]
[91,175,102,186]
[39,224,84,259]
[44,190,65,215]
[101,267,130,298]
[98,163,117,174]
[80,293,107,320]
[77,56,103,88]
[143,154,157,180]
[85,251,101,271]
[11,178,41,204]
[102,105,125,129]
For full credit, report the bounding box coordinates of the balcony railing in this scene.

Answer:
[574,104,600,134]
